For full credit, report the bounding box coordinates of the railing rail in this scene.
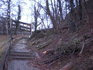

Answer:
[0,36,23,70]
[0,39,10,70]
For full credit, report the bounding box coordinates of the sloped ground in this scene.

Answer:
[27,23,93,70]
[0,35,8,61]
[0,35,7,43]
[0,35,9,70]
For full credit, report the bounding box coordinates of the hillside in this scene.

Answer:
[1,0,93,70]
[27,0,93,70]
[27,21,93,70]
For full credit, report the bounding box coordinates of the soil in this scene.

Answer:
[27,23,93,70]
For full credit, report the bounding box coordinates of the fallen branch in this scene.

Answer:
[79,41,85,55]
[60,62,73,70]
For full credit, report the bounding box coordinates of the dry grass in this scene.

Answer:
[0,35,8,60]
[0,35,8,44]
[0,35,8,49]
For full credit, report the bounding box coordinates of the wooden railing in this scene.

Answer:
[12,20,32,34]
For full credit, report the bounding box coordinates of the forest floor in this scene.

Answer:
[27,23,93,70]
[0,35,8,45]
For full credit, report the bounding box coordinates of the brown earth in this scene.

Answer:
[27,23,93,70]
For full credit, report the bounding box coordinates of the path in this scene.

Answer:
[6,38,40,70]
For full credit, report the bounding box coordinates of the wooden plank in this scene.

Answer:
[20,26,31,29]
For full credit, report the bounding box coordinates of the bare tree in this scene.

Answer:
[34,5,39,32]
[31,4,43,33]
[31,0,65,33]
[65,0,77,32]
[7,0,11,35]
[15,4,21,34]
[45,0,66,33]
[45,0,58,32]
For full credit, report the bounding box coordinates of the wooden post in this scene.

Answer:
[30,24,32,35]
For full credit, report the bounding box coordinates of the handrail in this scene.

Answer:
[0,39,10,70]
[0,36,23,70]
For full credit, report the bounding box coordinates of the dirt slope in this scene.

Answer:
[27,23,93,70]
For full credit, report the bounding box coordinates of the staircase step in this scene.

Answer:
[8,56,34,60]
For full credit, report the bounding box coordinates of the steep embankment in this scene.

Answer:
[27,23,93,70]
